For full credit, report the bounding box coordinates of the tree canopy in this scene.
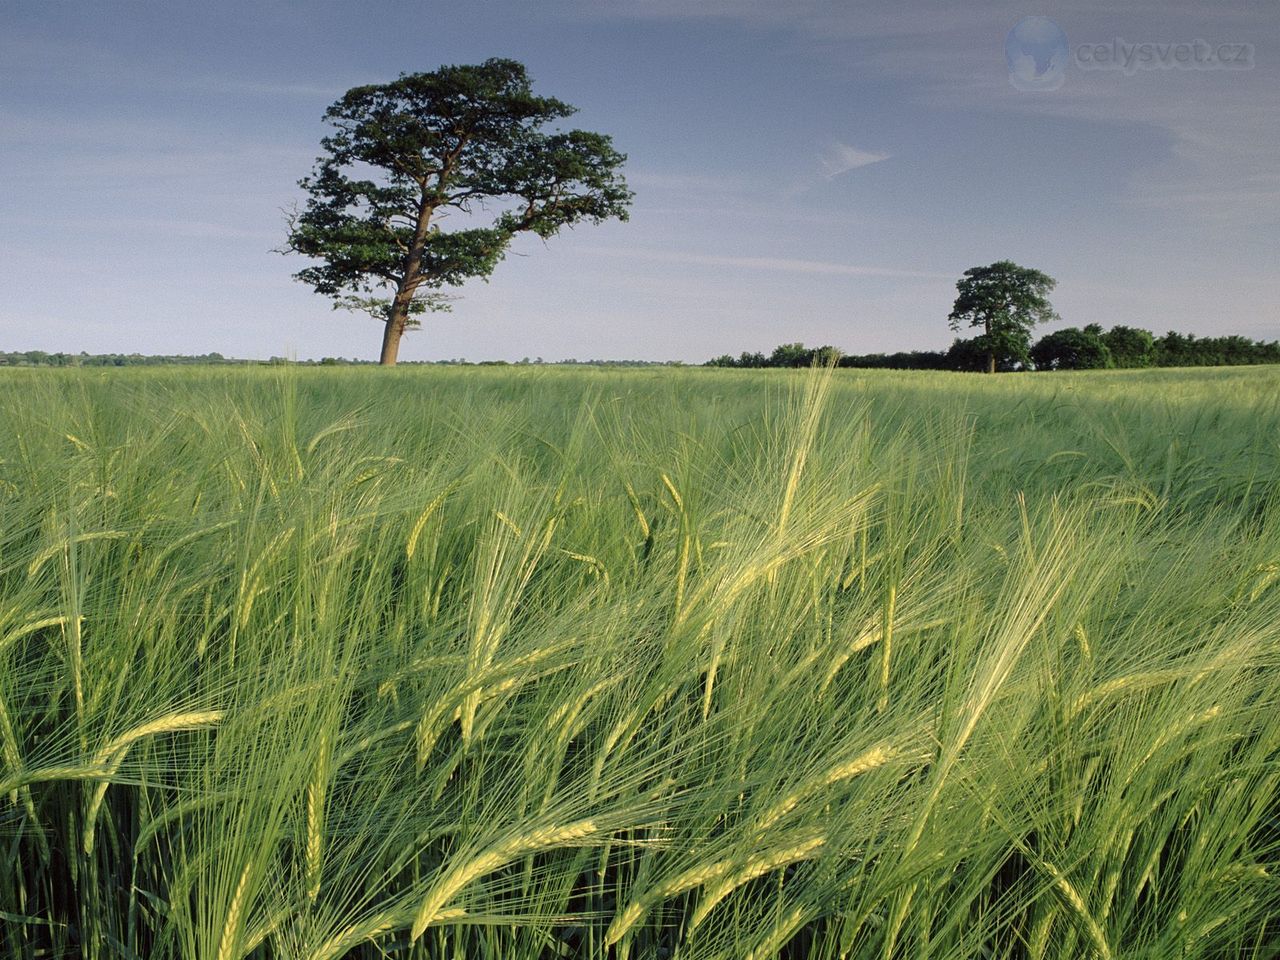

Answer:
[1030,324,1112,370]
[947,261,1058,373]
[1101,325,1156,368]
[283,59,632,364]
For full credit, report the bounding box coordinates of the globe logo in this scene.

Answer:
[1005,17,1069,91]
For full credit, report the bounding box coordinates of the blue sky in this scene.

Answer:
[1,0,1276,361]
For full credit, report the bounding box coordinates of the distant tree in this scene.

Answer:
[1031,326,1112,370]
[810,345,843,367]
[1218,335,1260,365]
[837,350,951,370]
[1155,331,1195,366]
[769,343,813,368]
[1102,325,1156,368]
[283,59,632,365]
[948,261,1058,373]
[945,337,1007,373]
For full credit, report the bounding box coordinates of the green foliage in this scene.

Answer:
[809,344,843,367]
[948,260,1059,371]
[946,335,1015,372]
[1031,324,1113,370]
[707,350,769,368]
[839,348,951,371]
[1102,325,1156,368]
[707,328,1280,373]
[1156,330,1280,367]
[2,365,1279,959]
[769,342,817,367]
[283,58,632,362]
[332,292,455,331]
[0,351,247,367]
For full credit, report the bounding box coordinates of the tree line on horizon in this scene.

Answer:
[709,262,1279,373]
[0,351,694,368]
[4,326,1277,371]
[0,351,255,368]
[707,326,1280,372]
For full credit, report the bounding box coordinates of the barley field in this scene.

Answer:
[1,365,1277,960]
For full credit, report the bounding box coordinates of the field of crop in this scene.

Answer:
[1,365,1278,959]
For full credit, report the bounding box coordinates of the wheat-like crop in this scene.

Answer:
[2,363,1276,960]
[216,862,255,960]
[411,819,600,939]
[81,710,224,853]
[754,744,895,831]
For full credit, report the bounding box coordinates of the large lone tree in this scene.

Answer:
[284,59,632,365]
[947,260,1058,373]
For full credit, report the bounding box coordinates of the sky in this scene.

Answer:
[1,0,1276,362]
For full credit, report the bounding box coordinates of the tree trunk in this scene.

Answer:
[987,351,996,374]
[379,303,408,366]
[378,193,436,365]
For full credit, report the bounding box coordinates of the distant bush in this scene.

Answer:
[707,327,1280,372]
[0,350,252,367]
[1030,325,1112,371]
[1101,326,1156,368]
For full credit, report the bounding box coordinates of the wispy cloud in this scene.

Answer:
[2,215,277,242]
[576,0,1280,224]
[779,141,891,199]
[176,77,349,99]
[0,32,350,101]
[589,246,949,279]
[626,170,754,193]
[819,142,891,177]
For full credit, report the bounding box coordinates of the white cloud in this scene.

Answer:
[818,142,891,178]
